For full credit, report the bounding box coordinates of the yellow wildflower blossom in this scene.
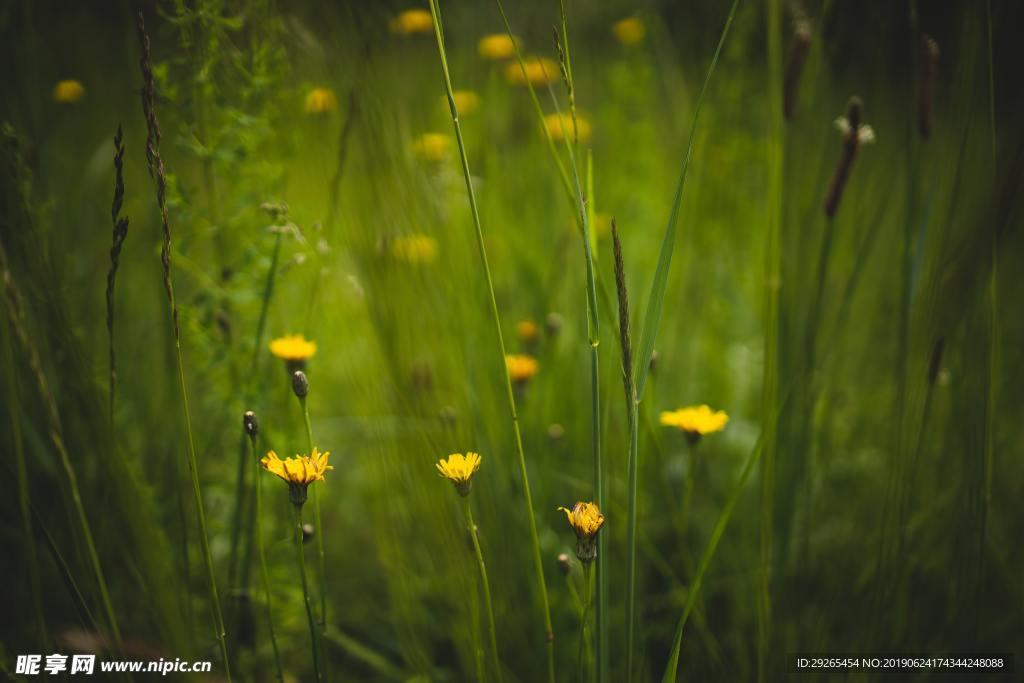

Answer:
[269,334,317,367]
[390,234,439,264]
[516,319,540,343]
[261,447,332,506]
[558,501,605,562]
[449,90,480,116]
[436,452,482,495]
[390,9,433,35]
[613,17,646,46]
[504,56,559,87]
[304,87,337,115]
[52,79,85,103]
[505,354,539,383]
[412,133,452,162]
[478,33,517,60]
[544,113,591,144]
[660,404,729,444]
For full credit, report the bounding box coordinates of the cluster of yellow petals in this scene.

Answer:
[390,234,439,264]
[449,90,480,116]
[558,501,605,538]
[53,79,85,103]
[544,113,592,144]
[478,33,517,60]
[269,334,317,362]
[504,57,559,87]
[304,87,337,115]
[436,452,481,485]
[505,354,539,382]
[412,132,452,162]
[613,17,646,45]
[516,319,540,343]
[659,405,729,436]
[261,447,333,487]
[389,9,433,35]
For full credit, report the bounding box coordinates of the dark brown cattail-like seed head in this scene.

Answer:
[292,370,309,398]
[243,410,259,438]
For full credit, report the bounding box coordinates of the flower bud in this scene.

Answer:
[292,370,309,398]
[545,312,563,336]
[243,410,259,438]
[302,522,315,544]
[557,552,572,575]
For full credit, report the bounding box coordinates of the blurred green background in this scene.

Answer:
[1,0,1022,680]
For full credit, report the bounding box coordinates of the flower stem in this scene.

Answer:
[426,2,555,678]
[294,503,323,682]
[463,498,503,683]
[299,396,330,646]
[250,433,284,682]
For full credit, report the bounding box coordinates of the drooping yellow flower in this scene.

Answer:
[52,79,85,103]
[660,404,729,444]
[389,8,433,35]
[558,501,605,562]
[478,33,517,60]
[390,234,439,264]
[504,56,559,87]
[505,354,539,383]
[544,113,591,144]
[269,334,317,364]
[448,90,480,116]
[305,87,337,115]
[436,452,482,495]
[613,17,646,45]
[412,133,452,162]
[261,448,332,506]
[516,319,540,343]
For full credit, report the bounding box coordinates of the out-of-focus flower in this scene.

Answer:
[613,17,646,45]
[448,90,480,116]
[660,404,729,444]
[504,57,559,87]
[412,133,452,162]
[505,354,539,383]
[390,234,439,264]
[390,9,433,35]
[304,87,337,115]
[544,113,591,144]
[436,452,482,496]
[478,33,518,60]
[270,334,317,367]
[53,79,85,103]
[517,319,540,343]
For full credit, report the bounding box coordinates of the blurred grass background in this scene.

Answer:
[1,0,1022,680]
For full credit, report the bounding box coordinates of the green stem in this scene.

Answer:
[577,562,595,683]
[427,3,555,678]
[294,503,323,682]
[251,434,284,682]
[624,394,640,682]
[300,396,329,643]
[464,498,502,683]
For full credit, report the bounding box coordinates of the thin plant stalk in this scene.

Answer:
[576,562,595,683]
[294,503,323,682]
[106,125,129,424]
[299,395,329,644]
[249,430,284,682]
[463,497,502,683]
[426,2,555,679]
[136,13,230,677]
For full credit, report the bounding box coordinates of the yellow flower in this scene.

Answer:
[390,234,439,264]
[261,447,332,506]
[52,79,85,103]
[660,404,729,444]
[558,501,605,562]
[504,57,559,87]
[449,90,480,116]
[390,9,433,35]
[436,452,482,495]
[305,87,337,115]
[516,319,540,343]
[505,354,539,383]
[269,334,317,364]
[412,133,452,162]
[478,33,517,60]
[613,17,646,45]
[544,113,591,144]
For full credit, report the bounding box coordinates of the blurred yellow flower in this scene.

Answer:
[613,17,646,45]
[391,234,439,264]
[504,57,559,87]
[478,33,517,60]
[52,79,85,103]
[544,113,591,143]
[436,452,481,495]
[412,133,452,162]
[449,90,480,116]
[304,87,337,115]
[660,405,729,443]
[517,319,540,343]
[506,354,539,382]
[558,501,605,562]
[390,8,433,35]
[261,447,332,506]
[270,334,317,362]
